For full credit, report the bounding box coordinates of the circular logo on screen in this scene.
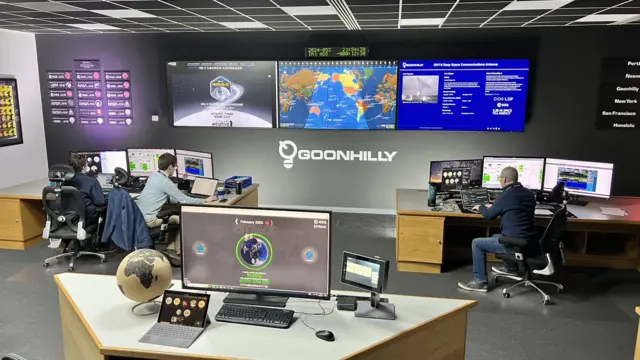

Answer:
[236,233,273,271]
[192,241,208,257]
[301,247,318,264]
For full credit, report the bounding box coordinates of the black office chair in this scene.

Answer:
[2,354,28,360]
[493,205,567,305]
[113,167,180,245]
[42,164,107,271]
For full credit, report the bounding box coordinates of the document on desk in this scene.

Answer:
[600,207,627,217]
[535,209,553,216]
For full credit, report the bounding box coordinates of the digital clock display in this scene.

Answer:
[305,47,370,58]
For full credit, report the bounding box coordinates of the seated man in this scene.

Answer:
[136,153,216,258]
[458,166,536,293]
[66,153,106,226]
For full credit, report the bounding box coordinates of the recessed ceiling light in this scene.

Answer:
[576,14,640,22]
[400,18,445,26]
[281,6,338,16]
[91,9,156,19]
[219,21,269,29]
[15,2,83,12]
[503,0,573,11]
[68,24,121,30]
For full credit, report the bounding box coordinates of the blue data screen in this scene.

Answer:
[396,60,530,132]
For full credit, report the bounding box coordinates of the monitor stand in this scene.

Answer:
[223,293,289,308]
[354,292,395,320]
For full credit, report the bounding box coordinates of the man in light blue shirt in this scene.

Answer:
[137,153,216,257]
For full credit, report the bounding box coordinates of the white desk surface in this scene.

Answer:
[55,273,475,360]
[0,178,49,199]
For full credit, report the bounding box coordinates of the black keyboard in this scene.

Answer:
[214,304,294,329]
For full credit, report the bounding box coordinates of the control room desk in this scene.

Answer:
[54,273,477,360]
[396,188,640,274]
[0,179,259,250]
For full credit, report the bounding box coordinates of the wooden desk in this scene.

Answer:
[0,180,259,251]
[54,273,477,360]
[635,307,640,360]
[396,189,640,274]
[0,178,49,250]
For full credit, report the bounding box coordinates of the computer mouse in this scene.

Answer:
[315,330,335,342]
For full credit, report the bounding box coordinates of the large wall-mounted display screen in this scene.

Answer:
[396,59,530,132]
[278,61,397,130]
[167,61,277,128]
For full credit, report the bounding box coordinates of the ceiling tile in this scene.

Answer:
[450,10,501,17]
[155,22,194,28]
[204,15,249,22]
[350,5,397,13]
[188,8,239,16]
[68,23,121,30]
[403,4,457,12]
[356,19,398,25]
[45,17,93,24]
[549,6,606,14]
[576,13,640,21]
[218,20,270,28]
[124,17,175,23]
[303,20,346,25]
[139,9,195,16]
[281,6,338,15]
[5,18,58,25]
[62,1,126,11]
[497,9,551,16]
[399,17,445,25]
[402,11,451,18]
[274,0,329,5]
[445,17,489,23]
[562,0,625,7]
[217,0,280,6]
[354,12,398,20]
[600,7,640,13]
[292,14,342,20]
[542,14,591,20]
[114,1,176,9]
[503,0,573,11]
[161,0,225,8]
[347,0,398,4]
[9,2,83,12]
[7,11,64,19]
[489,15,536,22]
[235,7,288,15]
[251,15,300,21]
[92,9,157,18]
[455,2,509,11]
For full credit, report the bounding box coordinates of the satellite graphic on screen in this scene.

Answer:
[278,61,397,130]
[168,61,277,128]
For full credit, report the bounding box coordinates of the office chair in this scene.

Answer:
[2,354,29,360]
[113,167,180,245]
[42,164,107,272]
[493,205,568,305]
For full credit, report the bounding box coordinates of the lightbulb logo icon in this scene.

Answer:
[279,140,297,169]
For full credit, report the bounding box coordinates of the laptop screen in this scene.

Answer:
[191,177,218,196]
[158,290,210,328]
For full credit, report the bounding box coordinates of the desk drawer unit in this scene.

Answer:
[0,198,22,241]
[397,215,445,273]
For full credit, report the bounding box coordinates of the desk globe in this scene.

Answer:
[116,249,173,314]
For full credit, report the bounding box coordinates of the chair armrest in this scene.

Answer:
[157,208,179,220]
[498,236,529,248]
[3,354,30,360]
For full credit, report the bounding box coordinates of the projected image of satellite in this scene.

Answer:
[401,75,439,103]
[174,75,271,128]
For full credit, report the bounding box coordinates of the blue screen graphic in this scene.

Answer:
[278,62,397,130]
[558,168,598,193]
[396,59,530,132]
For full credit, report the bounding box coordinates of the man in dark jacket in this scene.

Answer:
[65,153,105,225]
[458,166,536,293]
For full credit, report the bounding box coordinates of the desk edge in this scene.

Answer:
[227,184,258,206]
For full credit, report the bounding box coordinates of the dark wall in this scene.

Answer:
[35,27,640,210]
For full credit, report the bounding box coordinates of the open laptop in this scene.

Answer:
[188,177,218,199]
[139,290,211,349]
[97,173,114,194]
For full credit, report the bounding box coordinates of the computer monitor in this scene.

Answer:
[482,156,545,190]
[340,251,394,320]
[69,150,128,174]
[176,149,214,180]
[181,205,331,307]
[127,148,176,177]
[543,158,614,199]
[429,159,483,190]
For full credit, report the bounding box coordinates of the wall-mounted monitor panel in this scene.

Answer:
[278,61,397,130]
[397,59,530,132]
[167,61,277,128]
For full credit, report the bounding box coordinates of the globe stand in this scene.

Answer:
[131,300,162,316]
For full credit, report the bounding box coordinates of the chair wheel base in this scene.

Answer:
[503,292,510,298]
[543,297,551,305]
[101,258,108,263]
[43,262,49,267]
[68,267,74,272]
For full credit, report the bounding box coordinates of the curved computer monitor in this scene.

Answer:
[482,156,545,190]
[176,149,214,180]
[127,148,176,177]
[543,158,614,199]
[181,205,331,307]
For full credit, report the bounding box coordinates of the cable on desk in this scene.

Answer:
[294,300,336,333]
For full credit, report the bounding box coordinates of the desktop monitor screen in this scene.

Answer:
[70,150,128,174]
[167,61,277,128]
[544,158,614,199]
[127,148,176,177]
[176,149,214,180]
[340,251,389,294]
[430,159,483,188]
[181,206,331,300]
[396,59,530,132]
[482,156,545,190]
[278,60,397,130]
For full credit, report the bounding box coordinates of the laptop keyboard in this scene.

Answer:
[147,323,202,339]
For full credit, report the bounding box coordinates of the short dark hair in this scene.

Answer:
[69,153,87,172]
[157,153,177,171]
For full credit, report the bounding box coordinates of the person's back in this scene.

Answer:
[65,154,105,223]
[492,183,536,239]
